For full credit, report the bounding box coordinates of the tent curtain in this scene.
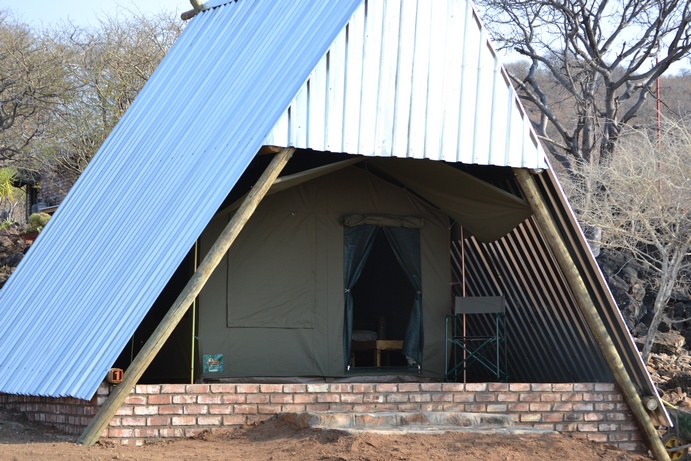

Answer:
[343,225,378,366]
[382,227,423,365]
[343,224,423,368]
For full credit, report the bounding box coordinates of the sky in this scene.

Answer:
[1,0,192,27]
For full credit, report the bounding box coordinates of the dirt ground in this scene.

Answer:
[0,409,653,461]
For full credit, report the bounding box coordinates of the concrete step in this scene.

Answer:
[276,411,553,435]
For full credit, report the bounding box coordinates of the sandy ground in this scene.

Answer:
[0,408,654,461]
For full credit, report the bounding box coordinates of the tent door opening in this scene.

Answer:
[343,224,423,370]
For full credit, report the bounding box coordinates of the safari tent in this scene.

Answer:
[0,0,671,456]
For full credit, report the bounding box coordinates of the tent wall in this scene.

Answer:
[198,166,450,378]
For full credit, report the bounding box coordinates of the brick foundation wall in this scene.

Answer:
[0,382,646,452]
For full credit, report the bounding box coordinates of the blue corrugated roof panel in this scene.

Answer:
[0,0,363,399]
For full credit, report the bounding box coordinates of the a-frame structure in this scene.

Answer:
[0,1,670,458]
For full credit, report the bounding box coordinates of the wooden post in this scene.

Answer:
[77,147,295,446]
[514,168,670,461]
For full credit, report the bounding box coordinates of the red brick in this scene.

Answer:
[573,403,594,411]
[452,393,474,403]
[594,383,616,392]
[577,423,598,432]
[556,423,578,432]
[519,393,540,402]
[583,393,604,402]
[441,383,464,392]
[341,394,364,403]
[476,393,496,402]
[146,416,170,426]
[564,413,583,422]
[257,404,282,414]
[421,383,443,392]
[115,406,133,416]
[488,383,509,392]
[159,427,185,437]
[509,383,530,392]
[594,403,616,411]
[432,393,453,402]
[465,383,487,392]
[317,393,340,403]
[530,384,552,392]
[409,394,431,403]
[542,413,564,422]
[246,394,270,404]
[270,394,294,404]
[552,384,573,392]
[607,433,630,442]
[198,416,222,425]
[134,406,159,415]
[136,385,161,395]
[598,423,619,431]
[223,415,247,426]
[148,395,172,405]
[209,405,233,415]
[396,403,420,411]
[159,405,184,415]
[108,428,134,438]
[329,384,353,393]
[235,405,258,414]
[124,396,147,405]
[386,393,408,403]
[528,403,551,412]
[186,384,210,393]
[487,404,508,412]
[217,395,244,406]
[398,384,420,392]
[283,384,307,393]
[507,403,530,412]
[210,384,236,393]
[161,384,187,394]
[133,428,159,438]
[561,393,582,402]
[352,384,376,393]
[198,394,223,405]
[121,416,146,426]
[573,384,594,391]
[172,395,196,404]
[236,384,260,393]
[184,405,209,415]
[363,394,385,404]
[184,427,207,437]
[584,412,604,422]
[306,384,329,393]
[464,404,486,412]
[259,384,283,393]
[552,403,572,412]
[519,414,541,422]
[294,394,317,404]
[605,412,628,421]
[540,393,561,402]
[171,416,196,426]
[586,433,608,443]
[375,384,398,393]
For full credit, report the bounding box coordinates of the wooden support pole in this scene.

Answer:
[77,147,295,446]
[514,168,670,461]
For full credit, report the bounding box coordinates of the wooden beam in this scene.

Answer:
[77,147,295,446]
[513,168,670,461]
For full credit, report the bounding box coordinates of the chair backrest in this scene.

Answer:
[454,296,506,315]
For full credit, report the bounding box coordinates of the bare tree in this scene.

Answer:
[0,11,71,163]
[34,11,183,188]
[569,118,691,363]
[475,0,691,171]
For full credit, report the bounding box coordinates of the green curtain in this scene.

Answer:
[383,226,423,366]
[343,225,423,368]
[343,225,378,367]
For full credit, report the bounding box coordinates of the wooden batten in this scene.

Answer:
[513,168,670,461]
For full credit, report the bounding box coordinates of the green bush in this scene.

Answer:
[28,212,51,232]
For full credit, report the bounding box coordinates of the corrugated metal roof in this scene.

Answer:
[0,0,363,399]
[263,0,547,169]
[449,167,667,423]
